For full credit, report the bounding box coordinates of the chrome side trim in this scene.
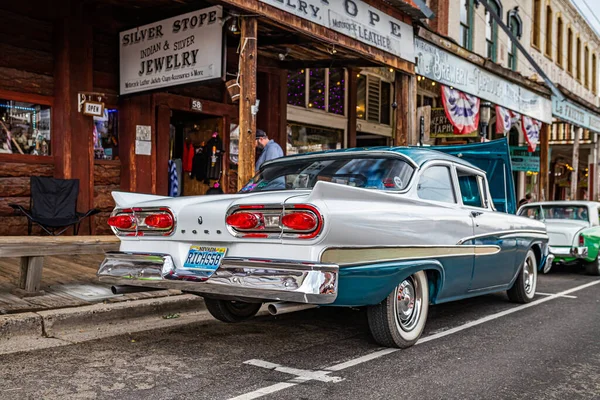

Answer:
[97,252,338,304]
[320,245,500,266]
[456,230,548,245]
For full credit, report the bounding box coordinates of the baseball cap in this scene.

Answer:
[256,129,267,139]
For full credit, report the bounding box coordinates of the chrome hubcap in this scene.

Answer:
[523,255,535,295]
[395,277,422,332]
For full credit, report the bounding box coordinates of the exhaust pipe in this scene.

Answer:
[111,285,163,295]
[267,302,318,316]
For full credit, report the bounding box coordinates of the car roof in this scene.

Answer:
[523,201,600,207]
[266,146,479,170]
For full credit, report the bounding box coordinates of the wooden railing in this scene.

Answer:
[0,236,120,297]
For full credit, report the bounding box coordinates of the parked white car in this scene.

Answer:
[518,201,600,275]
[98,144,551,348]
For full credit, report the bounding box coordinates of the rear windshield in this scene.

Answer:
[519,205,589,222]
[240,156,414,193]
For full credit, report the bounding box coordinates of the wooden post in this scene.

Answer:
[347,68,358,148]
[156,104,171,196]
[53,1,94,233]
[539,123,550,201]
[571,125,581,200]
[14,256,45,297]
[237,17,257,191]
[393,72,406,146]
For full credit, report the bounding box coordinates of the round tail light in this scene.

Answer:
[281,211,317,231]
[145,213,174,229]
[226,212,260,230]
[108,215,135,230]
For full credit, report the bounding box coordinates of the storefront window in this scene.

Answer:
[357,74,366,120]
[286,123,343,155]
[308,68,326,110]
[287,69,306,107]
[93,109,119,160]
[0,99,51,156]
[328,68,345,115]
[288,68,346,115]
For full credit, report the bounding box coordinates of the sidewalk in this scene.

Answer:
[0,254,209,355]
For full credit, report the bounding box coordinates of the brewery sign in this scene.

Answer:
[119,6,223,95]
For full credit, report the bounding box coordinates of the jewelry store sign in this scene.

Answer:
[415,38,552,124]
[119,6,223,95]
[258,0,415,62]
[552,96,600,132]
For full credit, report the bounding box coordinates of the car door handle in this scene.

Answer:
[471,211,483,218]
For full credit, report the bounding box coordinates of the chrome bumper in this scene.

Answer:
[97,252,338,304]
[549,246,588,259]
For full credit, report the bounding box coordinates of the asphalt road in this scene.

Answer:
[1,265,600,400]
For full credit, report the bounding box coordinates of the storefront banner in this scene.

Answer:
[495,105,520,134]
[415,38,552,124]
[119,6,223,95]
[520,116,542,153]
[510,146,540,172]
[441,86,480,135]
[552,96,600,133]
[258,0,414,62]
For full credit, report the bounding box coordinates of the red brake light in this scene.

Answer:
[145,213,173,229]
[579,235,585,246]
[108,215,135,230]
[282,212,317,231]
[226,212,260,230]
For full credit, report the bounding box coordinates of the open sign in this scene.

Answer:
[82,101,104,117]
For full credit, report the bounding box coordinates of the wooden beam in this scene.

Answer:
[154,92,238,117]
[0,236,119,257]
[156,104,171,196]
[219,0,414,75]
[278,58,382,70]
[539,123,550,201]
[237,17,258,191]
[347,68,358,148]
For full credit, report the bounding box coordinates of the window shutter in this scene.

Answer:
[367,77,380,122]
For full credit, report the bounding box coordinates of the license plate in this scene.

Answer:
[182,246,227,279]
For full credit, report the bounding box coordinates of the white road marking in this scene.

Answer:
[536,291,577,299]
[243,359,343,383]
[230,279,600,400]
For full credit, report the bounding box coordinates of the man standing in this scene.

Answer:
[255,129,284,172]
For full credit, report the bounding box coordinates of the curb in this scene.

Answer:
[0,294,205,343]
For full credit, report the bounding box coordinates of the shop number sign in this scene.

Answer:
[191,99,203,112]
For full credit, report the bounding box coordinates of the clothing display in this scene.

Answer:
[183,142,195,173]
[191,147,207,182]
[168,160,179,197]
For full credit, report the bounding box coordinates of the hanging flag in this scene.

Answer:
[495,105,520,134]
[520,116,542,152]
[441,85,480,135]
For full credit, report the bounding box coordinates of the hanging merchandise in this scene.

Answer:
[441,85,480,135]
[183,140,195,173]
[168,159,179,197]
[206,182,224,195]
[204,132,224,182]
[520,116,542,152]
[191,145,207,182]
[495,105,520,134]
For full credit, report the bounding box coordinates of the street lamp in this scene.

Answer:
[480,102,492,141]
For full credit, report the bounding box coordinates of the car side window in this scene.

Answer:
[457,171,484,208]
[417,166,456,204]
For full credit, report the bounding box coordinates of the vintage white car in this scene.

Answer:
[518,201,600,275]
[98,142,551,348]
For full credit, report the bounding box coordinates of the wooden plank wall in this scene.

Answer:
[93,163,120,235]
[0,162,54,235]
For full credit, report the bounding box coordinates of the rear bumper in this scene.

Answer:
[97,252,338,304]
[549,246,588,259]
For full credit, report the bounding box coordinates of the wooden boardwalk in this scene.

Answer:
[0,254,181,314]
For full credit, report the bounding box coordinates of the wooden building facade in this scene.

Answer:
[0,0,427,236]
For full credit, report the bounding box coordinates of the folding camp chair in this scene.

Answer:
[9,176,100,236]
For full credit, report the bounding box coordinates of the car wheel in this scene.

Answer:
[585,258,600,276]
[204,298,262,323]
[367,271,429,348]
[507,249,537,303]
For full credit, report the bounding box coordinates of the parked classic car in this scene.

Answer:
[518,201,600,275]
[98,140,551,348]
